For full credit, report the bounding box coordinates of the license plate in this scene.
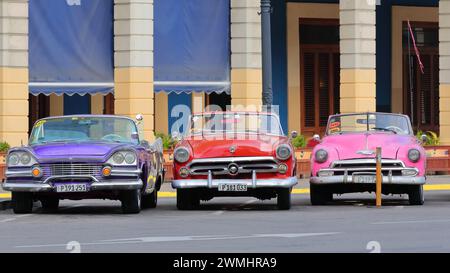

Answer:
[218,184,248,192]
[55,183,89,193]
[353,175,376,183]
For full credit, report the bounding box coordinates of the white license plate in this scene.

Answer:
[218,184,248,192]
[353,175,376,183]
[55,183,89,193]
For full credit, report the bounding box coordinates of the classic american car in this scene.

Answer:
[310,112,426,205]
[2,115,165,214]
[171,111,298,210]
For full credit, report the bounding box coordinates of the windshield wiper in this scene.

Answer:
[372,127,397,134]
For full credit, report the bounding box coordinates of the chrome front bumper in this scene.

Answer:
[310,175,426,185]
[2,179,143,192]
[172,171,298,189]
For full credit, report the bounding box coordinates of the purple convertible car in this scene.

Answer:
[1,115,164,214]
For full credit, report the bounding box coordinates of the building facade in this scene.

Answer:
[0,0,448,146]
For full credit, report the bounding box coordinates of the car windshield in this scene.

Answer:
[327,113,411,135]
[189,113,284,136]
[29,116,139,145]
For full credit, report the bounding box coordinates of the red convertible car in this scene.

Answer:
[171,111,298,210]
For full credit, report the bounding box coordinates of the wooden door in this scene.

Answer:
[301,46,340,136]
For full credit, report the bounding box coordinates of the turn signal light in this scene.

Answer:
[179,167,190,178]
[102,167,112,177]
[31,167,42,178]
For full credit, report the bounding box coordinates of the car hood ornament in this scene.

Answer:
[229,145,237,154]
[356,150,375,156]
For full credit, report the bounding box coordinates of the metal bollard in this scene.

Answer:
[376,147,382,207]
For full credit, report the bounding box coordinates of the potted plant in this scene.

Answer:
[0,141,10,181]
[155,133,178,181]
[416,130,450,174]
[291,134,312,178]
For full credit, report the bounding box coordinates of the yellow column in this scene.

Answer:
[440,0,450,144]
[230,0,262,111]
[114,68,154,141]
[339,0,376,113]
[154,92,168,134]
[114,0,154,141]
[0,69,29,146]
[231,69,262,111]
[0,1,29,146]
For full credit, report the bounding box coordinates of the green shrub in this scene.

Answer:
[291,135,306,149]
[416,130,440,146]
[155,132,177,150]
[0,141,10,153]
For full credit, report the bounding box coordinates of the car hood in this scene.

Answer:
[30,142,131,160]
[183,134,287,158]
[321,133,417,160]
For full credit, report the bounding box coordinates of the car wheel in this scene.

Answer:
[277,188,291,210]
[121,189,141,214]
[41,197,59,212]
[141,189,157,209]
[12,192,33,214]
[409,185,424,206]
[176,189,199,210]
[310,184,333,206]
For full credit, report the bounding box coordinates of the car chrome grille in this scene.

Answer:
[41,163,103,177]
[330,159,405,176]
[188,157,279,175]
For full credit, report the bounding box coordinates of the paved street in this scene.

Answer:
[1,177,450,253]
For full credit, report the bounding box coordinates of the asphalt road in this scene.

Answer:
[1,178,450,253]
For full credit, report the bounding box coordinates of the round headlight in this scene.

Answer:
[408,149,420,163]
[124,152,137,164]
[113,152,125,164]
[276,145,292,161]
[7,153,20,166]
[20,153,31,165]
[315,149,328,163]
[174,147,190,163]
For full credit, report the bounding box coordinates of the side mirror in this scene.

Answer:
[291,131,298,139]
[421,134,428,143]
[141,140,151,149]
[313,134,321,142]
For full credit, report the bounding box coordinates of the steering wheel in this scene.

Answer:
[102,134,125,142]
[385,126,405,134]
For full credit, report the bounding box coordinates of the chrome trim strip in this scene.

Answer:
[318,167,418,173]
[5,170,33,178]
[330,159,405,168]
[310,175,425,185]
[43,175,100,183]
[110,169,142,176]
[188,156,279,165]
[172,176,298,189]
[2,179,143,192]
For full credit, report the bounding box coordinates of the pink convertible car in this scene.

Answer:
[310,112,426,206]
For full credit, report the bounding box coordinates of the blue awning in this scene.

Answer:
[154,0,231,94]
[29,0,114,96]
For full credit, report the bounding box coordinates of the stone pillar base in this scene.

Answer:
[0,68,29,146]
[440,84,450,144]
[231,69,262,111]
[340,69,376,113]
[114,67,154,141]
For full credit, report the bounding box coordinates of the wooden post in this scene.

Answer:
[376,147,382,207]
